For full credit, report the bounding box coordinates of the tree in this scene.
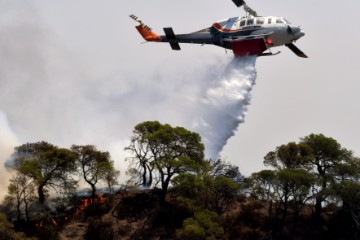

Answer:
[250,168,314,236]
[250,170,276,218]
[10,142,78,204]
[211,175,240,214]
[261,134,360,223]
[125,121,205,203]
[340,181,360,231]
[300,134,358,219]
[263,142,312,170]
[173,159,240,214]
[71,145,118,198]
[209,159,244,183]
[5,173,36,222]
[258,142,314,221]
[274,169,314,224]
[103,161,120,194]
[124,121,159,187]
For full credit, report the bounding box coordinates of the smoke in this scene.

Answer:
[0,1,258,200]
[190,56,257,159]
[0,111,19,201]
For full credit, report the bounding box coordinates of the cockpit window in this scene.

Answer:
[283,18,292,24]
[256,18,265,25]
[240,20,246,27]
[276,17,284,24]
[246,19,254,25]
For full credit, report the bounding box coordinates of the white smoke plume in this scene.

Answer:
[0,1,258,199]
[190,56,257,159]
[0,111,19,201]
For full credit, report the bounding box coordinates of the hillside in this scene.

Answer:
[53,189,357,239]
[1,187,359,240]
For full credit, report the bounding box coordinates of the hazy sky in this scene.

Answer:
[1,0,360,199]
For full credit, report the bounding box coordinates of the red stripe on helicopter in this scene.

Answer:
[213,22,260,33]
[212,22,240,33]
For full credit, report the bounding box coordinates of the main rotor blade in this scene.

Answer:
[285,43,308,58]
[232,0,246,7]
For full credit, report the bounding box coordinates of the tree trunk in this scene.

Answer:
[147,164,153,187]
[38,185,45,204]
[142,163,147,186]
[24,198,29,222]
[90,183,96,199]
[159,176,171,205]
[16,198,21,221]
[280,194,289,235]
[268,201,273,219]
[282,199,288,225]
[107,181,112,194]
[314,196,322,220]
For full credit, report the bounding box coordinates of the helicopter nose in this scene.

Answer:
[289,25,305,40]
[294,29,305,40]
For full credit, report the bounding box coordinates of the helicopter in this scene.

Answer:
[129,0,307,58]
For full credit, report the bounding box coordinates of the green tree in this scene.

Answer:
[209,159,244,183]
[340,181,360,231]
[124,121,159,187]
[261,134,360,223]
[250,170,276,218]
[173,160,240,214]
[255,141,318,234]
[274,169,314,224]
[300,134,358,219]
[71,145,118,198]
[211,175,239,214]
[125,121,205,203]
[264,142,312,170]
[10,142,78,204]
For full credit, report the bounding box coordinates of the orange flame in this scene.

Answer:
[75,198,93,215]
[35,222,43,230]
[97,194,105,203]
[74,194,106,215]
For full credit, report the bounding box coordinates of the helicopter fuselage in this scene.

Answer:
[130,14,307,58]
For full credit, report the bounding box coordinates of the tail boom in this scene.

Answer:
[130,14,161,42]
[135,25,161,42]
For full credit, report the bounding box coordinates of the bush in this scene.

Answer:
[85,218,114,240]
[114,192,157,221]
[176,210,223,240]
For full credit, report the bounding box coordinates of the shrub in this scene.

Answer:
[176,210,223,240]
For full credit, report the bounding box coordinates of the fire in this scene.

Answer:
[97,194,105,203]
[35,218,57,230]
[33,194,107,232]
[75,198,92,215]
[35,222,43,230]
[75,194,106,215]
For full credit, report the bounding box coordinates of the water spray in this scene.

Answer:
[192,56,257,160]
